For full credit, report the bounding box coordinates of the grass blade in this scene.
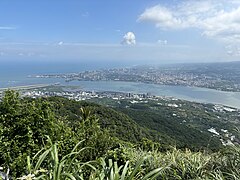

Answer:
[62,173,77,180]
[34,148,51,171]
[127,156,148,180]
[120,161,129,180]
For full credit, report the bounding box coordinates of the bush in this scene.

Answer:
[0,91,116,178]
[0,90,70,177]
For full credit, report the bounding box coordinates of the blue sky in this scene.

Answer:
[1,0,240,64]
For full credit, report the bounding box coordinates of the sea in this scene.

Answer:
[1,60,240,109]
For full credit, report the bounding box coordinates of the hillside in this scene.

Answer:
[47,96,173,146]
[47,97,227,150]
[0,90,239,179]
[88,97,240,150]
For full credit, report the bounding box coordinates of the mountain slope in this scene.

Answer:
[47,96,173,145]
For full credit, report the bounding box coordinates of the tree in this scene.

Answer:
[0,90,70,177]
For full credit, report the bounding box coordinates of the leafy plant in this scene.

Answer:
[19,138,95,180]
[0,91,78,177]
[90,157,167,180]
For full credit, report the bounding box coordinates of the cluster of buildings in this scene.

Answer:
[21,89,156,102]
[35,66,240,92]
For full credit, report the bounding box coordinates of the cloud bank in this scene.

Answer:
[0,41,233,63]
[138,0,240,44]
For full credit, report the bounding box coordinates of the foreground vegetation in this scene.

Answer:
[0,90,239,179]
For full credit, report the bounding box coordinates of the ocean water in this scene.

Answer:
[1,61,240,108]
[0,60,127,87]
[0,60,125,78]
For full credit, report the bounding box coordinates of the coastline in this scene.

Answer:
[1,80,240,109]
[0,84,51,91]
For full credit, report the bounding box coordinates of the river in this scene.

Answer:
[1,71,240,108]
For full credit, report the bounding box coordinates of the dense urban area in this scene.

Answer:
[34,62,240,92]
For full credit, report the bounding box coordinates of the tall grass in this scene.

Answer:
[90,157,166,180]
[116,145,240,180]
[19,141,240,179]
[18,138,95,180]
[16,115,240,179]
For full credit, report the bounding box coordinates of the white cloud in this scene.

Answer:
[225,44,240,56]
[58,41,64,46]
[122,32,136,45]
[158,40,168,45]
[0,26,16,30]
[0,41,237,63]
[138,0,240,44]
[138,6,182,29]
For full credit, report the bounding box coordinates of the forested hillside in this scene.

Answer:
[0,90,239,179]
[47,97,174,146]
[89,97,240,150]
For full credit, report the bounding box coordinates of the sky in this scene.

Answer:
[1,0,240,64]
